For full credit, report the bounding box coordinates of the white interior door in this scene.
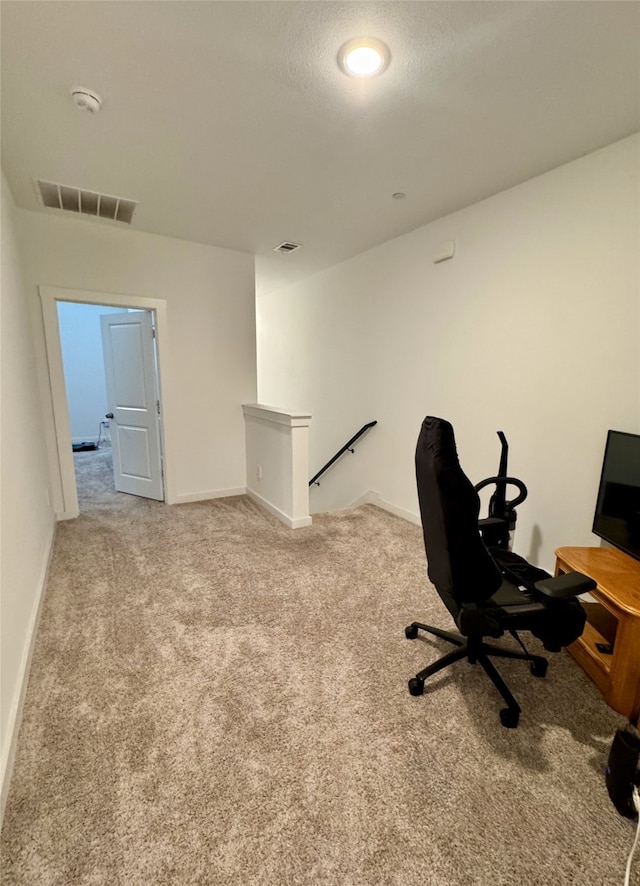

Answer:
[100,311,164,501]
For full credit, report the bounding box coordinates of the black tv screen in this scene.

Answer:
[592,430,640,562]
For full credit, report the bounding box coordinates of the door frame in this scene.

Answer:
[40,286,173,519]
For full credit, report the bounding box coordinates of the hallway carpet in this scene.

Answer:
[1,459,635,884]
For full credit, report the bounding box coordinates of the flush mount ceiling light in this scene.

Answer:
[338,37,390,78]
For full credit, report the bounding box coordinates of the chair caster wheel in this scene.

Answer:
[499,708,519,729]
[530,658,548,678]
[408,677,424,696]
[405,624,419,640]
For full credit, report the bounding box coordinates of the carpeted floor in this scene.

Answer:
[1,449,636,884]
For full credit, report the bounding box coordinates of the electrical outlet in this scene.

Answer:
[256,465,262,481]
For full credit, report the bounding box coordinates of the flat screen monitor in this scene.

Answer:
[592,430,640,562]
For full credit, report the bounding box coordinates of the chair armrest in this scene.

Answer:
[534,571,596,600]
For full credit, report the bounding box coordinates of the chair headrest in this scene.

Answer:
[421,415,457,456]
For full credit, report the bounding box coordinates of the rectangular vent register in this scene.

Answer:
[273,241,301,254]
[36,180,138,224]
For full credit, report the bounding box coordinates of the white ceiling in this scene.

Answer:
[2,1,639,295]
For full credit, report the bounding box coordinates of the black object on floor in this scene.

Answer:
[606,722,640,819]
[72,442,98,452]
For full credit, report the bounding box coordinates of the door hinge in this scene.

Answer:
[156,400,160,414]
[152,326,156,338]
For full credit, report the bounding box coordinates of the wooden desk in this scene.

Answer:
[555,546,640,720]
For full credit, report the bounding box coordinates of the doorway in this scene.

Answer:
[57,303,164,511]
[40,286,173,519]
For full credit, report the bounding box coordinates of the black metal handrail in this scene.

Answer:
[309,421,377,487]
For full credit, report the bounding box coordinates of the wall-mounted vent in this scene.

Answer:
[273,241,301,254]
[35,180,138,224]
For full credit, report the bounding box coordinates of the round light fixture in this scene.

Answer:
[338,37,390,78]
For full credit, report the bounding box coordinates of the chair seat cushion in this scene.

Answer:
[487,580,546,617]
[489,547,550,586]
[458,575,586,651]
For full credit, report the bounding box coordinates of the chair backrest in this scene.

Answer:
[415,416,503,606]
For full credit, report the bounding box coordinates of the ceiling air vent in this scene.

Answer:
[273,241,301,254]
[36,180,138,224]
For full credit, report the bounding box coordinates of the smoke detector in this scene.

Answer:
[70,86,102,113]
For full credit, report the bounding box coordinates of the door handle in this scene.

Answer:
[105,413,114,420]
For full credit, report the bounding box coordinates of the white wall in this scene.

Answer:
[16,210,257,506]
[256,263,378,515]
[0,175,56,814]
[258,135,640,570]
[57,301,122,443]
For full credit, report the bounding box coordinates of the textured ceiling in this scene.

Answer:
[2,1,639,295]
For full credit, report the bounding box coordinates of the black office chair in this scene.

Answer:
[405,416,595,728]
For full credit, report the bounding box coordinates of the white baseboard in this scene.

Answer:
[173,486,246,504]
[347,490,421,525]
[246,488,312,529]
[1,517,56,825]
[56,508,80,521]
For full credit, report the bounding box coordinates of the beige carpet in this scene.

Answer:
[1,448,636,885]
